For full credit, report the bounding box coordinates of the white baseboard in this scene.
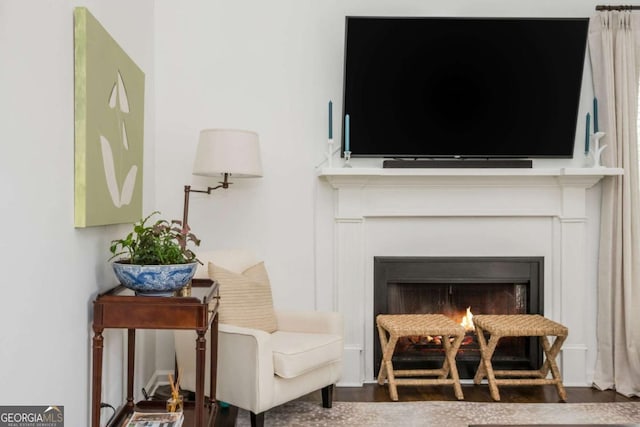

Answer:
[143,369,174,397]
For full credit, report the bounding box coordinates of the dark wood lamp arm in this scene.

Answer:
[183,173,231,227]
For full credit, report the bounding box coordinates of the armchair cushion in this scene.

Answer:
[271,331,343,379]
[209,261,277,333]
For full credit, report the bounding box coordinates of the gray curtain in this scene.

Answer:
[588,11,640,397]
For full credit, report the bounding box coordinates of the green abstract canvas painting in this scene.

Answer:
[74,7,145,227]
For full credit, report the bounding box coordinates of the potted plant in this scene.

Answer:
[109,211,201,296]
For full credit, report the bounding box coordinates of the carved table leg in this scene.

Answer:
[91,327,104,427]
[209,314,219,407]
[195,330,206,427]
[127,329,135,409]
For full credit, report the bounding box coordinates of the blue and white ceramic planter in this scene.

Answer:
[112,262,198,296]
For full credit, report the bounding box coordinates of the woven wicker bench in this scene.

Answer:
[472,314,568,402]
[376,314,466,401]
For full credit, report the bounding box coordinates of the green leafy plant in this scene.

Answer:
[109,211,201,265]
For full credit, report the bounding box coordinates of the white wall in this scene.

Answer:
[154,0,630,309]
[0,1,154,425]
[154,0,639,375]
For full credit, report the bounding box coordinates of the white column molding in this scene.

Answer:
[555,175,603,385]
[335,218,366,385]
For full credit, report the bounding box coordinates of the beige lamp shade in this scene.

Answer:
[192,129,263,178]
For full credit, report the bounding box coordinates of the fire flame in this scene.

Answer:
[460,306,475,331]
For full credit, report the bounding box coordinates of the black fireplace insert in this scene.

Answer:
[373,256,544,379]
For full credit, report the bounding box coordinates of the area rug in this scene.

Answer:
[235,401,640,427]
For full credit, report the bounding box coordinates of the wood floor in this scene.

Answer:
[213,384,639,427]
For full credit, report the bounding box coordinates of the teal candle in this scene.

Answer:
[585,112,590,154]
[328,101,333,139]
[345,114,350,152]
[593,97,599,132]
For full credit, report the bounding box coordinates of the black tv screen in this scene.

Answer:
[342,17,589,158]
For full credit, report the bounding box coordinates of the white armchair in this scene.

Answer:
[174,250,343,427]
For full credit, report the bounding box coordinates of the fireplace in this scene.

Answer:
[374,256,544,378]
[319,168,615,386]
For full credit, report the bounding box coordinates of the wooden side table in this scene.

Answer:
[472,314,568,402]
[376,314,466,401]
[91,280,219,427]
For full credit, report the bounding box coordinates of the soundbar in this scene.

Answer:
[382,159,533,169]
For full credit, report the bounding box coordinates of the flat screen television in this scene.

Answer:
[342,17,590,158]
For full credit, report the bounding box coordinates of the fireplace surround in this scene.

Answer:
[373,256,544,378]
[317,167,622,387]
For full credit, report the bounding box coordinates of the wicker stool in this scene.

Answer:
[376,314,466,401]
[472,314,568,402]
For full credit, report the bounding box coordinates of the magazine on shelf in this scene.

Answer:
[126,411,184,427]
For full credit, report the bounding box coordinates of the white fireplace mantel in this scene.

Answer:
[317,166,623,387]
[319,166,622,186]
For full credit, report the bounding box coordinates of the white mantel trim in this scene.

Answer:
[318,167,622,387]
[319,167,622,185]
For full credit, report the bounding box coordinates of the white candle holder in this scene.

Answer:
[343,150,352,168]
[327,138,334,168]
[591,131,607,168]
